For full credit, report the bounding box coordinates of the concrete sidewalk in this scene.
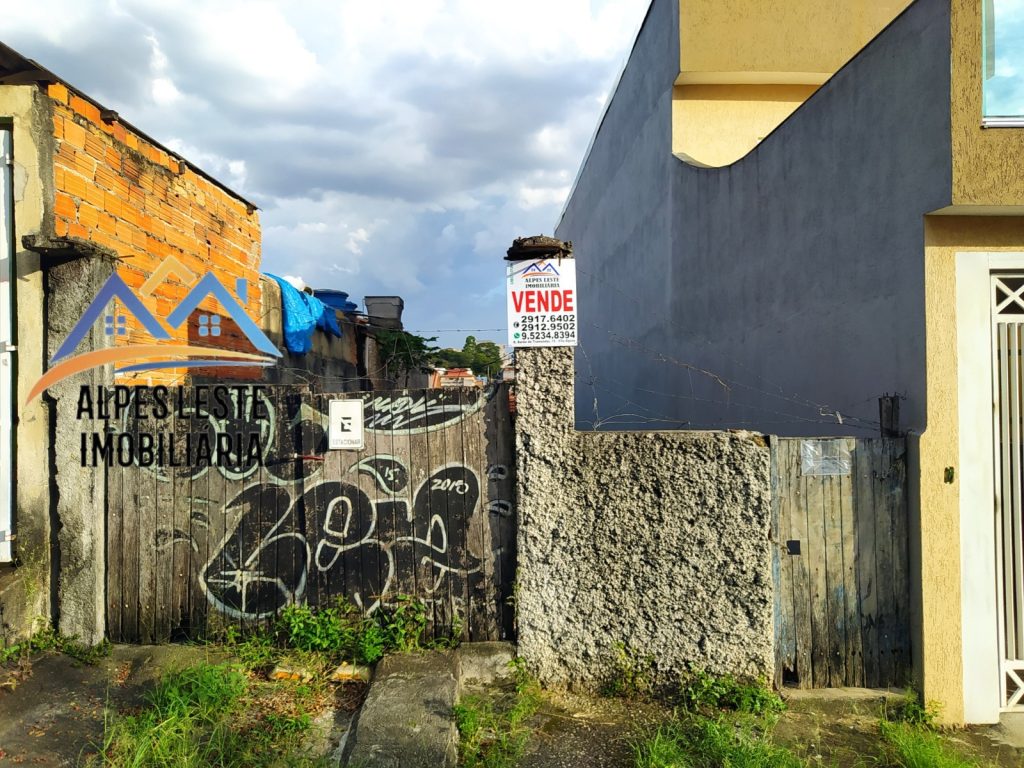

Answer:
[0,644,225,766]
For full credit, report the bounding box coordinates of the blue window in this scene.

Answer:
[984,0,1024,123]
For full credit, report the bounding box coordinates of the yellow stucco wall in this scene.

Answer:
[951,0,1024,206]
[673,0,912,167]
[672,84,816,167]
[678,0,912,81]
[922,216,1024,724]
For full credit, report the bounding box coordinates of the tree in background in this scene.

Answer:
[431,336,504,379]
[375,329,439,386]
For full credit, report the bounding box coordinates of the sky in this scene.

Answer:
[3,0,650,349]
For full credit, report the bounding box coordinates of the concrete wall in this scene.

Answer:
[45,255,114,644]
[0,86,53,645]
[515,337,773,688]
[557,0,951,438]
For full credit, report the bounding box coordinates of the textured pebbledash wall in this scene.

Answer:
[514,340,774,686]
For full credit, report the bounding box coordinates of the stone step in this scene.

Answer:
[341,642,517,767]
[343,650,460,768]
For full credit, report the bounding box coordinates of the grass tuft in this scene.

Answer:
[89,662,326,768]
[677,668,784,717]
[879,720,984,768]
[454,658,542,768]
[221,595,458,674]
[633,716,805,768]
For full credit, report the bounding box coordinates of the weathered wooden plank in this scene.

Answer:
[168,403,192,640]
[119,412,142,642]
[186,392,211,639]
[106,449,124,642]
[854,438,879,687]
[469,389,496,641]
[253,388,276,634]
[802,440,830,688]
[781,439,814,688]
[771,437,794,689]
[360,397,385,617]
[305,393,326,611]
[415,391,442,638]
[839,438,862,688]
[888,439,911,684]
[489,384,517,640]
[154,436,176,641]
[137,427,158,644]
[451,388,479,640]
[873,439,897,686]
[815,448,839,688]
[388,391,417,607]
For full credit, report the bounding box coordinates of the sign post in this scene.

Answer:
[506,257,577,348]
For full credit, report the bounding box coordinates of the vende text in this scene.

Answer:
[511,290,574,313]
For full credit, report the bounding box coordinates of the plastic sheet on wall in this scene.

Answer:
[800,439,851,476]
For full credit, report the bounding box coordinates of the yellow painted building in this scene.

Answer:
[558,0,1024,724]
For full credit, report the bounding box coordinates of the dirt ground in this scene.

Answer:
[518,686,1024,768]
[774,688,1024,767]
[0,645,224,766]
[518,689,663,768]
[0,645,358,767]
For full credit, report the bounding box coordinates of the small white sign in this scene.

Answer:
[506,258,577,347]
[328,399,364,450]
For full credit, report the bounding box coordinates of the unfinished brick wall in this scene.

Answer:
[46,82,262,383]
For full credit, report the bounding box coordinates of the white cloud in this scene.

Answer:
[2,0,651,345]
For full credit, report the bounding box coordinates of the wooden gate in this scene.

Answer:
[105,385,516,643]
[772,437,910,689]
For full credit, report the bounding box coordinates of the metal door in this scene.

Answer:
[991,273,1024,708]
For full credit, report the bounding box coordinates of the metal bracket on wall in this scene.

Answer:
[0,530,14,543]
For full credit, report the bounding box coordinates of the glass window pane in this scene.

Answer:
[984,0,1024,119]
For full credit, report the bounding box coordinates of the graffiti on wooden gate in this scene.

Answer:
[199,461,485,620]
[106,385,515,641]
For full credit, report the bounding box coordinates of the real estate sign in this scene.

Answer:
[506,258,577,348]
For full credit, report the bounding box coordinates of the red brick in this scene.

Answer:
[47,83,69,104]
[62,171,89,200]
[78,203,100,229]
[53,192,74,219]
[62,120,86,149]
[84,184,105,208]
[103,192,122,216]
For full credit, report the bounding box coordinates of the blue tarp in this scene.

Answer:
[265,274,342,354]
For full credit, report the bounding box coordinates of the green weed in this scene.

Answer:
[879,720,983,768]
[884,689,939,729]
[677,667,784,717]
[0,624,109,666]
[454,658,542,768]
[633,716,804,768]
[380,595,429,653]
[220,596,460,676]
[600,642,655,698]
[89,662,327,768]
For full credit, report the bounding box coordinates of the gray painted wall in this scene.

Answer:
[515,339,773,687]
[557,0,952,436]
